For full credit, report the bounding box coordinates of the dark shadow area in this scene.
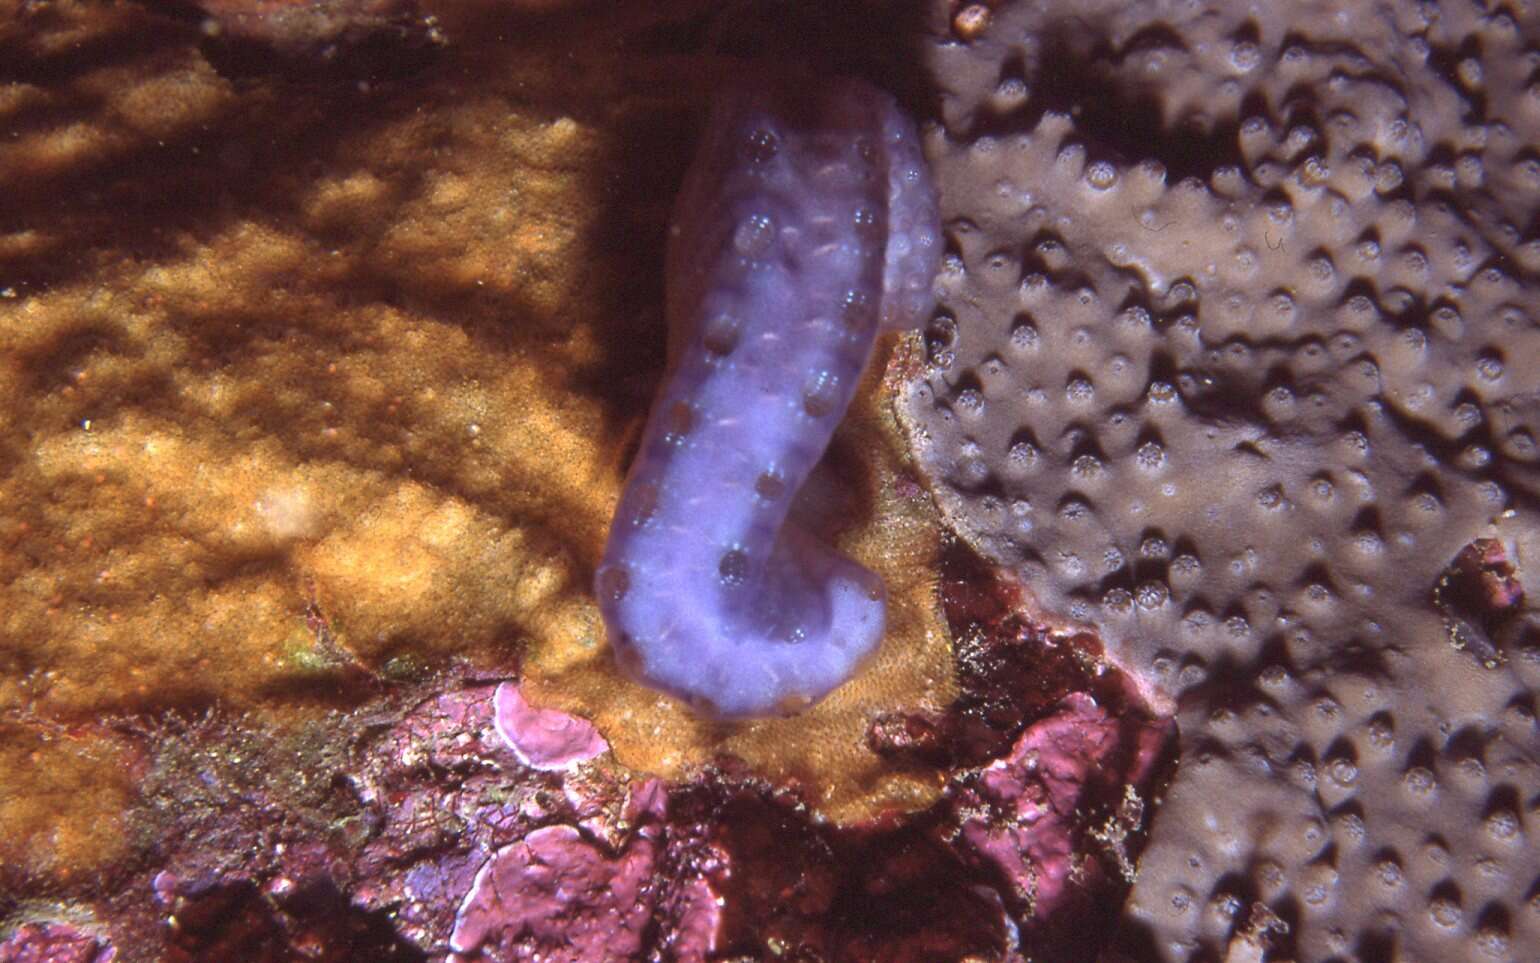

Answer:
[164,877,426,962]
[963,21,1254,183]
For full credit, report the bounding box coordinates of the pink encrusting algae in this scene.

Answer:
[490,682,608,772]
[956,693,1171,934]
[449,779,722,961]
[0,922,116,963]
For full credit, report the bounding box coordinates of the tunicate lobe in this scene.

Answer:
[595,73,941,718]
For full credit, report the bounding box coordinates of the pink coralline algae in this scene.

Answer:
[450,826,657,961]
[490,683,608,771]
[450,778,721,962]
[0,923,115,963]
[954,693,1170,933]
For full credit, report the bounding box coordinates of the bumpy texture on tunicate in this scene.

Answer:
[907,0,1540,959]
[596,72,941,719]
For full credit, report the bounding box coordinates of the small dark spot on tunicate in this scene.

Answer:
[744,127,779,163]
[719,549,749,586]
[841,289,875,330]
[853,206,882,240]
[801,370,840,417]
[859,570,883,602]
[595,564,630,603]
[754,470,786,501]
[611,633,643,673]
[733,213,775,257]
[629,481,659,527]
[662,401,693,444]
[774,693,814,715]
[702,314,741,357]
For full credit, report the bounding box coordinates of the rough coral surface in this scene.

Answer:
[902,0,1540,958]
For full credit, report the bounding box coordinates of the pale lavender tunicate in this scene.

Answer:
[594,72,941,718]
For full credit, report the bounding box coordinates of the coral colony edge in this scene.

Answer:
[595,72,942,718]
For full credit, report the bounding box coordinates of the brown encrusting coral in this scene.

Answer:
[903,0,1540,958]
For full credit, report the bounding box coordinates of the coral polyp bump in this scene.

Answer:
[595,72,941,719]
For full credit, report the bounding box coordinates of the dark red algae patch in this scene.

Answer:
[937,542,1164,764]
[668,776,1006,962]
[1437,537,1529,665]
[161,877,423,963]
[681,542,1177,963]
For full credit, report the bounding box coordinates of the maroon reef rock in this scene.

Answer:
[953,693,1170,946]
[0,923,115,963]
